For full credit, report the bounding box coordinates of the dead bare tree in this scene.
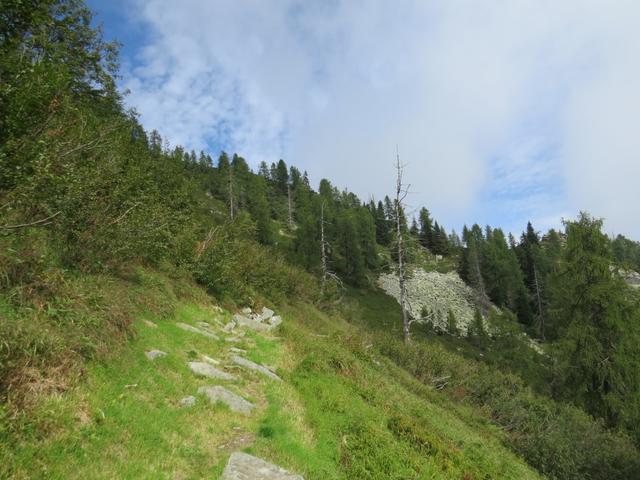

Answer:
[395,149,411,344]
[228,164,235,220]
[287,182,294,229]
[533,265,545,339]
[321,201,328,287]
[320,201,343,295]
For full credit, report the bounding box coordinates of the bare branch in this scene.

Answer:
[195,226,220,260]
[108,202,140,225]
[1,211,61,230]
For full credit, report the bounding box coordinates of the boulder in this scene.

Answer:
[268,315,282,328]
[233,313,271,332]
[260,307,275,321]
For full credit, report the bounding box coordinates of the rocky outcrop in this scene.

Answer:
[621,269,640,288]
[227,306,283,333]
[378,269,479,335]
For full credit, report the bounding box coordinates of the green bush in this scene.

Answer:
[376,335,640,480]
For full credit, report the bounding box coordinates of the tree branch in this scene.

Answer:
[1,211,61,230]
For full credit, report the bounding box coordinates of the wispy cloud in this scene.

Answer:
[114,0,640,238]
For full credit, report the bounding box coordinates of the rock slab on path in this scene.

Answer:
[221,452,303,480]
[231,355,281,381]
[145,350,167,360]
[188,362,236,381]
[197,386,254,415]
[176,322,219,340]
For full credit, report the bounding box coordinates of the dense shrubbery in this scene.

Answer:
[191,216,318,303]
[377,333,640,480]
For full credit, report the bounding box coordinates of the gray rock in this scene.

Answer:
[260,307,275,321]
[197,321,216,331]
[233,313,271,333]
[222,321,236,333]
[143,320,158,328]
[197,386,254,415]
[268,315,282,328]
[176,322,219,340]
[378,269,480,336]
[229,347,247,354]
[225,336,242,343]
[221,452,303,480]
[188,362,236,381]
[231,355,281,381]
[201,354,220,365]
[621,269,640,287]
[179,395,196,407]
[145,349,167,360]
[241,307,253,315]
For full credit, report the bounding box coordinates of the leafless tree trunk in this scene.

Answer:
[320,201,328,290]
[533,265,545,339]
[287,182,294,229]
[319,201,343,296]
[228,165,235,220]
[395,150,411,344]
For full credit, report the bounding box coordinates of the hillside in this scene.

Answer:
[2,268,542,479]
[2,2,640,479]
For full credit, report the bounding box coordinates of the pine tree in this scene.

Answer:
[409,217,419,237]
[247,175,272,244]
[274,159,289,195]
[418,207,433,249]
[375,200,390,246]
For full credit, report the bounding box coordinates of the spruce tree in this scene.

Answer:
[418,207,433,249]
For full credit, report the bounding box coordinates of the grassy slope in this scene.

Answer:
[2,269,540,479]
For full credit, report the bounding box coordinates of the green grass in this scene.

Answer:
[255,302,540,480]
[3,303,266,479]
[2,270,542,479]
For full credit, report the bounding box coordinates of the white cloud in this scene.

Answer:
[121,0,640,238]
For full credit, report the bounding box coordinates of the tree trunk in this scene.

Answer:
[395,153,410,344]
[228,165,235,220]
[320,201,327,291]
[287,182,294,228]
[534,265,544,339]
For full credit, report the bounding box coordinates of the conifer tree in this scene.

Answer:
[549,213,640,434]
[375,200,391,246]
[418,207,434,249]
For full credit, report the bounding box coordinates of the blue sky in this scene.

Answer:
[88,0,640,239]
